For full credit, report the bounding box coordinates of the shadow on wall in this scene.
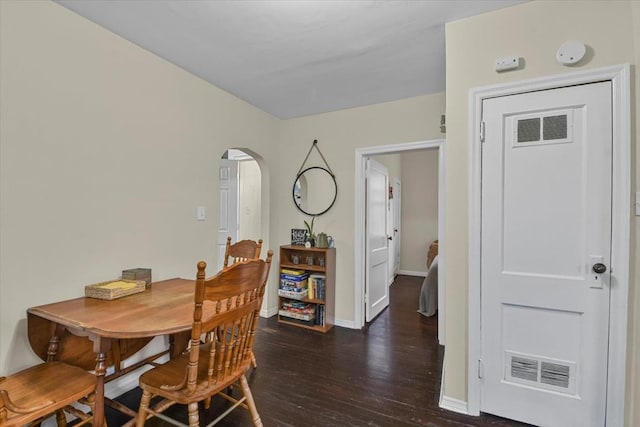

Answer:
[5,318,42,373]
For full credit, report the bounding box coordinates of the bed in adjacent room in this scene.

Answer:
[418,240,438,317]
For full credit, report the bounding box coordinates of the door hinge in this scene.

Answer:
[478,359,484,379]
[480,121,486,143]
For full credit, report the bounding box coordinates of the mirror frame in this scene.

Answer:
[292,166,337,216]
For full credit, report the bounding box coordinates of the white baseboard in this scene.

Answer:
[260,305,278,317]
[399,269,428,277]
[334,318,357,329]
[438,357,471,415]
[440,395,470,415]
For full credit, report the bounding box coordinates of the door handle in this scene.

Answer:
[592,263,607,274]
[387,236,393,241]
[589,256,606,289]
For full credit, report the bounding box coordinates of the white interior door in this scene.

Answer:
[217,159,238,271]
[365,158,389,321]
[387,193,394,286]
[480,82,612,426]
[393,178,401,276]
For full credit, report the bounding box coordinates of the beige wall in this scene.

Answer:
[274,93,446,322]
[445,0,639,424]
[238,160,262,241]
[400,149,439,273]
[0,0,279,373]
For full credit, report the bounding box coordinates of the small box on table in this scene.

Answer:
[122,268,152,288]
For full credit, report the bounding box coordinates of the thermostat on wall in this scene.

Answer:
[556,41,586,65]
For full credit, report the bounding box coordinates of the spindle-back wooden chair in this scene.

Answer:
[223,237,262,269]
[135,252,273,427]
[0,361,97,427]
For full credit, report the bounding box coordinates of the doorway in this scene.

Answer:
[354,139,446,345]
[217,149,264,271]
[467,64,630,425]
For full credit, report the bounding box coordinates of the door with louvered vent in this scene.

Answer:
[480,82,611,426]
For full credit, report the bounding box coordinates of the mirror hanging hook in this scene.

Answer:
[296,139,335,177]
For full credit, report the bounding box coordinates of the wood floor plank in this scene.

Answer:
[108,275,531,426]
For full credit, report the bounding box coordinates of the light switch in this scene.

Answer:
[197,206,206,221]
[636,192,640,216]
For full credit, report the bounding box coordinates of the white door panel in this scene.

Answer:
[217,159,238,272]
[366,158,389,321]
[480,82,611,426]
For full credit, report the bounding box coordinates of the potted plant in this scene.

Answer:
[304,217,316,247]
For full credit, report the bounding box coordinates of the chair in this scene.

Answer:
[0,361,97,427]
[223,236,263,369]
[223,237,262,269]
[135,252,273,427]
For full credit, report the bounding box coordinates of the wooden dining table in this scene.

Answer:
[27,278,202,426]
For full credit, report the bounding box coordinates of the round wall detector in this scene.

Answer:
[556,41,586,65]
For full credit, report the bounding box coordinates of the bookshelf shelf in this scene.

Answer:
[278,245,335,333]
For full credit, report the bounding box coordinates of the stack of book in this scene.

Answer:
[278,300,316,326]
[278,268,309,300]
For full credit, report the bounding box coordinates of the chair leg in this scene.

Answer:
[250,352,258,369]
[55,409,67,426]
[239,375,262,427]
[187,402,199,427]
[136,390,152,427]
[82,392,107,427]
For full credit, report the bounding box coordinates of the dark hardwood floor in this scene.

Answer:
[108,275,530,426]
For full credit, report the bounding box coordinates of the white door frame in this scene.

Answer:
[467,64,631,425]
[354,139,446,345]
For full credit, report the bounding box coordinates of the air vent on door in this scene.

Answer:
[511,109,573,147]
[511,356,538,382]
[505,351,576,395]
[542,115,568,140]
[540,362,570,388]
[517,118,541,143]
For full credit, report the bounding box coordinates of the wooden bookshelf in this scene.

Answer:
[278,245,335,333]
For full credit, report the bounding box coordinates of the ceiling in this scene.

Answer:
[56,0,525,119]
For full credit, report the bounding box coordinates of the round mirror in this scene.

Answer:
[292,166,337,216]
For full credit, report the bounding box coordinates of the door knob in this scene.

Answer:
[592,263,607,274]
